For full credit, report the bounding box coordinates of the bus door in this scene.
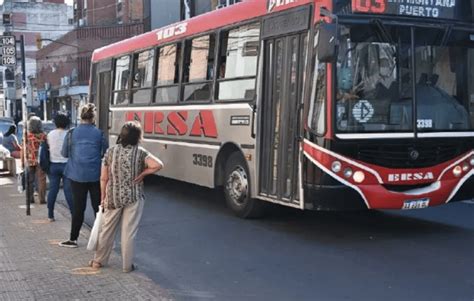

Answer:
[259,32,308,205]
[96,60,113,136]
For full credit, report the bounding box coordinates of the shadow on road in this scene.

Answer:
[144,175,470,244]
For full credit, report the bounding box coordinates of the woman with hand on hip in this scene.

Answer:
[89,121,163,272]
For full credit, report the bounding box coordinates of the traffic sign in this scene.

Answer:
[0,35,16,66]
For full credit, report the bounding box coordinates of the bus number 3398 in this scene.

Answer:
[193,154,213,168]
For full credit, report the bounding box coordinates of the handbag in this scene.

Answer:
[39,141,50,173]
[87,206,104,251]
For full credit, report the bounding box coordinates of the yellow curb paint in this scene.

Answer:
[48,239,63,245]
[71,267,101,275]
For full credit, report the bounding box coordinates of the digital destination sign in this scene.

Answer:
[351,0,457,19]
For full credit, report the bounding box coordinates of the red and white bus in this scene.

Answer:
[91,0,474,217]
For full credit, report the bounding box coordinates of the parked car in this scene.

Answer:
[17,120,56,143]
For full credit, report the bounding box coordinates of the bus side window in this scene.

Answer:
[131,49,154,105]
[217,22,260,101]
[113,55,131,105]
[182,34,216,102]
[90,63,98,104]
[154,43,181,104]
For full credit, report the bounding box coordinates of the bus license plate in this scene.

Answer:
[402,198,430,210]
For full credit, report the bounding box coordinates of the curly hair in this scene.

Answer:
[28,116,43,134]
[80,103,96,121]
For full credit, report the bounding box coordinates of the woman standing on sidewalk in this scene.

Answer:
[26,117,47,204]
[46,113,73,222]
[59,104,108,248]
[89,121,163,272]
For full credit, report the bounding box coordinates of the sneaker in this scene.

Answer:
[59,240,78,248]
[48,218,55,222]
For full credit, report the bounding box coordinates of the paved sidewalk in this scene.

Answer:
[0,173,171,301]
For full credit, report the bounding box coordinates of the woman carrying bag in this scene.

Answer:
[59,104,108,248]
[89,121,163,272]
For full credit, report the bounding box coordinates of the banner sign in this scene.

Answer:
[351,0,457,19]
[0,35,16,66]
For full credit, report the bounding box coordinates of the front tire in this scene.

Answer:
[224,152,265,219]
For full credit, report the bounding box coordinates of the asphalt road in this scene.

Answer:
[81,176,474,301]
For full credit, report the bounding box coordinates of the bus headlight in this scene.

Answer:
[353,171,365,183]
[470,156,474,167]
[331,161,342,173]
[452,166,462,177]
[462,162,470,172]
[343,168,353,178]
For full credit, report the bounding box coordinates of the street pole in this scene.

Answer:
[20,35,30,216]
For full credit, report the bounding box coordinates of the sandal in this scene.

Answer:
[88,260,102,269]
[123,264,137,273]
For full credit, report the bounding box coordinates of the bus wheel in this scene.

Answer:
[224,152,265,219]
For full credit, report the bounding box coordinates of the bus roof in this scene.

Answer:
[92,0,317,63]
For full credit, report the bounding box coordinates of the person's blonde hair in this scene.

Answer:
[80,103,96,121]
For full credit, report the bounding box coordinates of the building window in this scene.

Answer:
[217,23,260,101]
[154,44,181,104]
[131,49,154,104]
[113,55,130,105]
[182,34,216,102]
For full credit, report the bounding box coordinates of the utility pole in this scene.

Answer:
[20,35,30,216]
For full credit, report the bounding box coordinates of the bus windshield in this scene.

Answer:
[335,23,474,134]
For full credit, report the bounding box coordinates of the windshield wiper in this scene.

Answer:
[370,18,394,44]
[439,24,453,47]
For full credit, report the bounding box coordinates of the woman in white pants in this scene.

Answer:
[90,121,163,272]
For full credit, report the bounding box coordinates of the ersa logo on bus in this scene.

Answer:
[126,110,218,139]
[267,0,296,12]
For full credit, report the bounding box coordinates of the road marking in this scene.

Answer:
[462,200,474,204]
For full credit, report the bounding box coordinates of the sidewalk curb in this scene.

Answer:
[0,179,172,300]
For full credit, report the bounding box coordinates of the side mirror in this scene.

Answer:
[317,23,337,63]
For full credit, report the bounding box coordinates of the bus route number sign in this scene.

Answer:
[352,0,456,19]
[0,35,16,66]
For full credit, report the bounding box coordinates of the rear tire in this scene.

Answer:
[223,152,265,219]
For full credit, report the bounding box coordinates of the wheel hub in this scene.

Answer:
[226,167,248,206]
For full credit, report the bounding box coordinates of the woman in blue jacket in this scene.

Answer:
[59,104,108,248]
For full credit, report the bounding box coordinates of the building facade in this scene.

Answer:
[37,0,145,123]
[0,0,74,120]
[144,0,242,31]
[73,0,144,27]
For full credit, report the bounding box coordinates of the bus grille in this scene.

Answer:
[356,143,462,168]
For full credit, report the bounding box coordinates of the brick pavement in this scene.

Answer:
[0,173,171,301]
